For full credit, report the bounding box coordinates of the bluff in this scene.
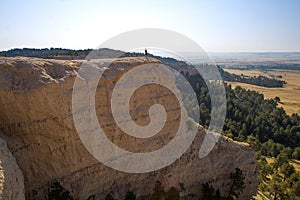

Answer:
[0,56,258,199]
[0,138,25,199]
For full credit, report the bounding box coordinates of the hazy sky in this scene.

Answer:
[1,0,300,52]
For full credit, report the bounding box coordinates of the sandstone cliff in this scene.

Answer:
[0,138,25,200]
[0,56,258,199]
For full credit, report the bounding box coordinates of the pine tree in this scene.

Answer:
[227,168,245,199]
[124,191,136,200]
[48,181,73,200]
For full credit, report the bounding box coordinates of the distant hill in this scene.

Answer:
[0,48,124,60]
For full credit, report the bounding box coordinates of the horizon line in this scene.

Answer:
[0,47,299,54]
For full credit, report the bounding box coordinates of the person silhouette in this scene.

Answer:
[145,49,148,56]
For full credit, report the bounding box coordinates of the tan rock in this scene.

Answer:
[0,56,258,199]
[0,138,25,200]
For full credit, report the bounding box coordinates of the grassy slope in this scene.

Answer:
[254,157,300,199]
[265,157,300,173]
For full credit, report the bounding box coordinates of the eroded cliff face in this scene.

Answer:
[0,138,25,200]
[0,56,258,199]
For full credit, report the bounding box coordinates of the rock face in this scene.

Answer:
[0,56,258,199]
[0,138,25,200]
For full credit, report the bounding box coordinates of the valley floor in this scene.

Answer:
[224,69,300,115]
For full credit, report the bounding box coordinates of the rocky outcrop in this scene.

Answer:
[0,138,25,200]
[0,56,258,199]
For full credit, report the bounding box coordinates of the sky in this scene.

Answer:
[1,0,300,52]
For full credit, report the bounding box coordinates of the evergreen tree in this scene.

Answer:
[124,191,136,200]
[105,191,115,200]
[48,181,73,200]
[228,168,245,199]
[279,163,295,180]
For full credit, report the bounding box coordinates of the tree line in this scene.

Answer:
[219,66,286,87]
